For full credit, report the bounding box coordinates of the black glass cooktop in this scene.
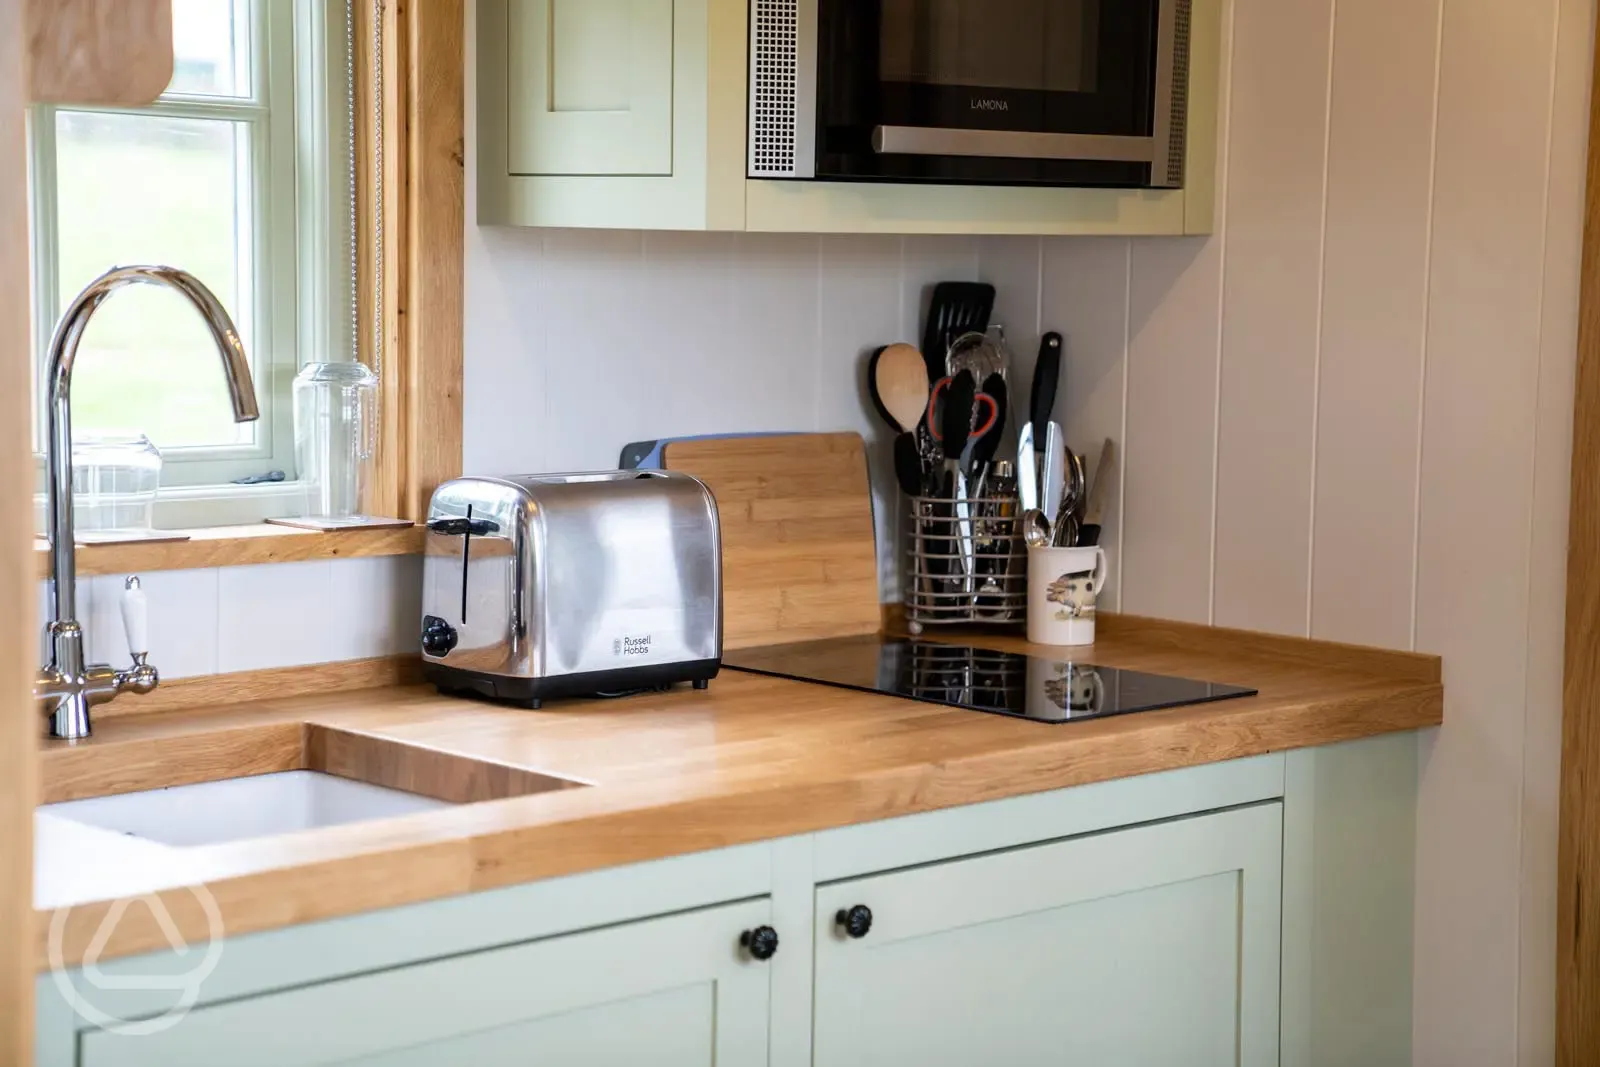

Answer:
[724,636,1257,724]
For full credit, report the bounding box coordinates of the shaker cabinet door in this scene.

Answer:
[79,898,772,1067]
[813,804,1283,1067]
[505,0,676,176]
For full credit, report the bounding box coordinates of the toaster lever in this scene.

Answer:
[428,516,500,537]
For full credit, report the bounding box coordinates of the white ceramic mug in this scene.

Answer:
[1027,545,1110,647]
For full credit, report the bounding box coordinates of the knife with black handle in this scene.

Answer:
[1029,332,1064,452]
[940,371,977,591]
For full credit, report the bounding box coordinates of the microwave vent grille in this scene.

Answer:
[750,0,799,175]
[1167,0,1193,186]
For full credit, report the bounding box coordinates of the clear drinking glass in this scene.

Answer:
[71,434,163,534]
[293,363,379,518]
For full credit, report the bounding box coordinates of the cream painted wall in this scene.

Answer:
[463,1,1594,1063]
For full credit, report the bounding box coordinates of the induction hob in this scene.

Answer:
[724,636,1257,724]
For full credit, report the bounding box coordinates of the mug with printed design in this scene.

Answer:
[1026,545,1110,646]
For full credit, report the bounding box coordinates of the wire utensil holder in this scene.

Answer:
[904,641,1027,707]
[905,493,1027,632]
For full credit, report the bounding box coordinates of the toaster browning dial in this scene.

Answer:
[421,616,459,657]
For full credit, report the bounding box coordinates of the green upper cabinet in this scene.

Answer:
[77,899,774,1067]
[506,0,676,177]
[478,0,749,231]
[477,0,1223,234]
[812,804,1284,1067]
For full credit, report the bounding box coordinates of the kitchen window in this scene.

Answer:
[26,0,354,527]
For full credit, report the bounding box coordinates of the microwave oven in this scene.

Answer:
[748,0,1191,189]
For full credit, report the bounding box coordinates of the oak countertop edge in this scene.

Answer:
[33,627,1443,970]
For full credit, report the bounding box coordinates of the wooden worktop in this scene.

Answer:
[33,616,1442,970]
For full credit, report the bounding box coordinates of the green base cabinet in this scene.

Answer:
[40,741,1418,1066]
[78,899,773,1067]
[813,805,1282,1067]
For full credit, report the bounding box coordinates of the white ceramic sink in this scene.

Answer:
[39,771,455,848]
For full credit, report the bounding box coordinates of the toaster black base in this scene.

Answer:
[425,660,721,709]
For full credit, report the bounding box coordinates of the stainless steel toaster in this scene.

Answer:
[420,471,722,707]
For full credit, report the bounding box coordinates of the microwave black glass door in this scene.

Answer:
[879,0,1103,95]
[817,0,1163,186]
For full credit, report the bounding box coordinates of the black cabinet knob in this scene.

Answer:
[740,926,779,961]
[421,616,459,657]
[835,905,873,939]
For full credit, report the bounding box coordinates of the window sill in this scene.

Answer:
[33,522,424,579]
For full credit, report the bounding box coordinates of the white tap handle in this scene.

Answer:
[121,576,148,659]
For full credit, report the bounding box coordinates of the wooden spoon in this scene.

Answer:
[871,343,932,435]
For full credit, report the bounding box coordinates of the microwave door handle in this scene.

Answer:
[871,126,1159,164]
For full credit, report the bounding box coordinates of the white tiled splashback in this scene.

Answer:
[36,556,424,679]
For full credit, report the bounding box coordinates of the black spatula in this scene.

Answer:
[921,282,996,383]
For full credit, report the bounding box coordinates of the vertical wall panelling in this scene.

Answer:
[1117,0,1235,626]
[899,236,982,343]
[539,229,648,471]
[1121,239,1225,626]
[1308,0,1443,651]
[456,0,1588,1053]
[731,233,823,433]
[1413,0,1563,1063]
[1528,1,1592,1062]
[818,236,907,599]
[1209,0,1332,637]
[978,235,1046,434]
[640,230,741,432]
[1041,239,1134,609]
[463,227,547,474]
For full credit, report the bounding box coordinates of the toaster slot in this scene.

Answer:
[427,510,502,627]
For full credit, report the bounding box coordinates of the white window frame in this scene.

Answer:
[26,0,352,527]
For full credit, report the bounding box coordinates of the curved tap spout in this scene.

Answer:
[40,266,260,740]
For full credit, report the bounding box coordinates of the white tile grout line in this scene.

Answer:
[1409,0,1447,655]
[1206,0,1239,628]
[1034,237,1046,339]
[813,235,824,431]
[895,237,910,600]
[1117,240,1132,615]
[538,228,553,468]
[1305,0,1341,641]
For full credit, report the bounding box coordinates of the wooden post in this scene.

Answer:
[1557,10,1600,1064]
[356,0,463,522]
[3,1,38,1058]
[10,1,178,1054]
[402,0,464,520]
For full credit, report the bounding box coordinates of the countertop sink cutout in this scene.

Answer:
[38,723,588,848]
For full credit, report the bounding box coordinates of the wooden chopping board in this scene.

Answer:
[661,433,881,650]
